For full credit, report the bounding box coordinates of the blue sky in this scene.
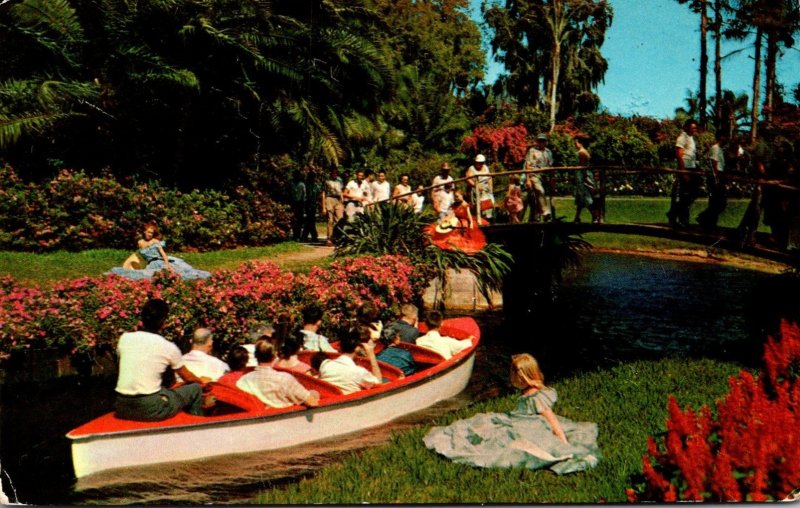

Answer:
[470,0,800,119]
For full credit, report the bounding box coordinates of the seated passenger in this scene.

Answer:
[318,327,382,394]
[274,331,314,375]
[217,345,251,386]
[375,325,414,376]
[356,301,383,341]
[244,322,275,367]
[114,298,205,422]
[416,310,473,360]
[179,328,230,382]
[299,304,337,352]
[383,303,421,344]
[236,339,320,408]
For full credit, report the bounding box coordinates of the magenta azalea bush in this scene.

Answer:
[0,255,428,361]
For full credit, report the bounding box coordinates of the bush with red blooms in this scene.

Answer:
[461,124,529,166]
[630,319,800,502]
[0,255,428,363]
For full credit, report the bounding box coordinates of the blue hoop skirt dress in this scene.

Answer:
[109,241,211,281]
[423,388,600,475]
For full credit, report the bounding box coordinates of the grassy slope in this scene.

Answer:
[256,358,743,504]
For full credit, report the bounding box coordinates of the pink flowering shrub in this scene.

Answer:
[0,256,426,361]
[631,320,800,502]
[461,124,529,165]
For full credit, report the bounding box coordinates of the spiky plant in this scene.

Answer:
[335,203,513,309]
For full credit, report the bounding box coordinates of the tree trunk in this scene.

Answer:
[764,30,777,123]
[549,40,560,131]
[750,27,762,144]
[713,0,722,131]
[699,0,708,127]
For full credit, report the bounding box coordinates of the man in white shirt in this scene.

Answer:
[343,169,371,220]
[237,340,319,408]
[244,322,275,367]
[667,119,699,227]
[416,310,472,360]
[180,328,230,382]
[318,328,382,394]
[466,154,494,221]
[431,163,454,218]
[299,304,337,352]
[371,170,392,206]
[697,132,728,230]
[114,298,206,421]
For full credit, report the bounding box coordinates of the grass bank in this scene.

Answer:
[0,242,324,287]
[255,358,744,504]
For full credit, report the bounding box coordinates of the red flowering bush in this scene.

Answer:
[461,124,529,165]
[0,166,291,252]
[632,320,800,502]
[0,256,426,362]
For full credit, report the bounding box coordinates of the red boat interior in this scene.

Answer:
[67,318,479,438]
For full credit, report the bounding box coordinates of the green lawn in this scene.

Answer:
[0,242,323,287]
[255,358,743,504]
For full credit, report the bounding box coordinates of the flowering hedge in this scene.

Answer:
[630,320,800,502]
[0,255,428,361]
[0,166,292,252]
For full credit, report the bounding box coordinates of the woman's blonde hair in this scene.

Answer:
[510,353,545,390]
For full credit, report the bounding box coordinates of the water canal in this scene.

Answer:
[0,252,794,504]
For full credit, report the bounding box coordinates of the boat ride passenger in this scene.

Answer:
[383,303,421,344]
[217,345,251,387]
[236,339,320,408]
[416,310,473,360]
[375,325,414,376]
[299,305,337,352]
[114,298,206,422]
[178,328,230,382]
[244,322,275,367]
[356,301,383,341]
[274,331,314,375]
[318,327,382,394]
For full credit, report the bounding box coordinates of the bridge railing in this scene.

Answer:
[372,165,800,253]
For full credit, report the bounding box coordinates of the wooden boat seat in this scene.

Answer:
[209,382,265,412]
[272,366,344,397]
[396,342,447,365]
[297,350,404,381]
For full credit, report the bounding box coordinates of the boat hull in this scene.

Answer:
[69,319,478,478]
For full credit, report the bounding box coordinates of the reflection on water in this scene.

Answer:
[1,252,790,505]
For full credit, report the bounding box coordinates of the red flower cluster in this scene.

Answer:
[461,124,529,165]
[0,255,427,362]
[635,320,800,502]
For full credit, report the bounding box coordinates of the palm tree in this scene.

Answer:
[0,0,99,149]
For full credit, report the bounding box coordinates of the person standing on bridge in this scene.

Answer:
[697,132,728,230]
[523,134,554,222]
[572,135,599,224]
[666,120,700,228]
[466,154,495,223]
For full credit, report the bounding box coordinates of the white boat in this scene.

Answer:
[67,317,480,478]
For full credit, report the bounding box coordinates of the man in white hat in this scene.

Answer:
[523,133,554,222]
[466,154,494,222]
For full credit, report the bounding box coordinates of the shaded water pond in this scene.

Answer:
[1,252,794,504]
